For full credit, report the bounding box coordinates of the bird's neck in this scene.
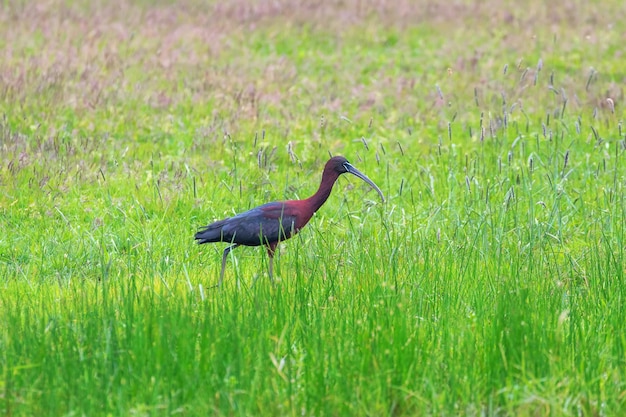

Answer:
[306,171,339,213]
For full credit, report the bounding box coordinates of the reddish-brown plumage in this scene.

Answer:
[195,156,384,286]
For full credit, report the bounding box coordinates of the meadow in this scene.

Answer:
[1,0,625,415]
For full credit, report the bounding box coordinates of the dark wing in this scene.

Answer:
[195,202,299,246]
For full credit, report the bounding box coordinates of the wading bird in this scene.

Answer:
[195,156,384,286]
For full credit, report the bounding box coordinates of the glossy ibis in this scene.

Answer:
[195,156,384,286]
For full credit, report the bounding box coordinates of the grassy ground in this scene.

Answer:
[1,0,625,415]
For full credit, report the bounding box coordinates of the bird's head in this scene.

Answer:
[325,156,385,202]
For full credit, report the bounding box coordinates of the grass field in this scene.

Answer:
[1,0,625,415]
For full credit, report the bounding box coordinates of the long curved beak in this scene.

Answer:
[344,162,385,202]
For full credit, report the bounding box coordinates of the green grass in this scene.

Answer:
[1,0,626,415]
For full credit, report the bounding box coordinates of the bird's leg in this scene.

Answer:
[219,244,238,287]
[267,242,278,285]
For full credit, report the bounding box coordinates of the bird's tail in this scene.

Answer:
[194,220,227,244]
